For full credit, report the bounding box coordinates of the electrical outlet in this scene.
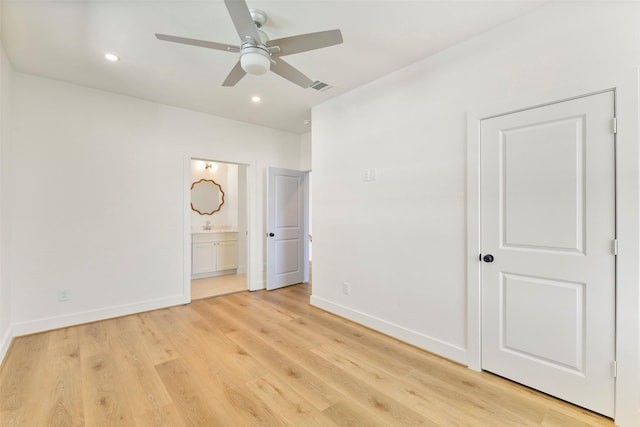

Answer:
[58,288,70,302]
[342,282,351,295]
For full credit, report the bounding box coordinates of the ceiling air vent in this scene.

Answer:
[310,81,333,92]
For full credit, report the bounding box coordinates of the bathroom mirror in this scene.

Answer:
[191,179,225,215]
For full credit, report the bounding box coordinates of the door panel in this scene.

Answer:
[501,273,585,371]
[267,168,307,290]
[501,116,585,253]
[276,175,301,228]
[275,239,300,274]
[481,91,615,416]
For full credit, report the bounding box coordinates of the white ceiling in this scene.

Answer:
[1,1,545,134]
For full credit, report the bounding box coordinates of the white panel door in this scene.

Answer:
[480,91,615,416]
[267,167,307,290]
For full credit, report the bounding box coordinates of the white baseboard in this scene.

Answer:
[11,295,187,337]
[310,295,467,365]
[0,324,12,366]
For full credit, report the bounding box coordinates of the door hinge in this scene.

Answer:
[612,117,618,134]
[612,361,618,378]
[613,239,619,255]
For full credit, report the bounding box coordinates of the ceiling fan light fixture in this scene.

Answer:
[240,46,271,75]
[155,0,343,88]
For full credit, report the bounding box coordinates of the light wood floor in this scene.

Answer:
[0,284,613,426]
[191,273,246,300]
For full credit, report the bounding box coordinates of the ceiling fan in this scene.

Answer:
[155,0,343,88]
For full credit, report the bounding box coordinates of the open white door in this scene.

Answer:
[480,91,616,416]
[267,167,308,290]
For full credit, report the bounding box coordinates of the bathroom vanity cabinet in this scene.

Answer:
[191,231,238,279]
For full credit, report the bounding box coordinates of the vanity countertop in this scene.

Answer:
[192,229,239,234]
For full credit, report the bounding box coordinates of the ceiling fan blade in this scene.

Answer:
[222,61,247,87]
[270,58,314,88]
[224,0,261,44]
[155,34,239,53]
[268,29,343,57]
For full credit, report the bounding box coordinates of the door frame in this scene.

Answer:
[183,156,258,302]
[466,82,639,425]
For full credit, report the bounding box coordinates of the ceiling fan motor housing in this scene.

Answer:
[249,9,267,28]
[240,44,271,75]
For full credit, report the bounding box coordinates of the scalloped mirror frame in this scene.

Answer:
[191,178,225,215]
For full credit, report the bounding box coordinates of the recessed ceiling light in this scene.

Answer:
[251,95,261,103]
[104,53,120,62]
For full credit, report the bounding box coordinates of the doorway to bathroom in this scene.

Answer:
[189,158,249,300]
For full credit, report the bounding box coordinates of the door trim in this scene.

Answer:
[466,82,640,425]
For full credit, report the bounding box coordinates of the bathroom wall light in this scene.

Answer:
[204,162,218,172]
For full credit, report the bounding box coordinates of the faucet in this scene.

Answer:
[204,221,211,230]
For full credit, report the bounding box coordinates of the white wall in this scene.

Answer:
[8,73,302,336]
[0,3,13,361]
[311,2,639,425]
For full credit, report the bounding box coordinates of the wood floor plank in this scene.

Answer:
[276,311,414,376]
[311,342,484,426]
[315,341,545,426]
[227,328,344,411]
[133,403,188,427]
[146,305,265,385]
[230,319,431,426]
[154,358,231,426]
[0,283,615,427]
[41,327,85,427]
[196,298,246,334]
[245,373,339,427]
[0,333,50,426]
[118,313,179,365]
[108,329,174,421]
[146,302,291,426]
[541,407,613,427]
[81,352,137,426]
[77,321,113,358]
[322,400,391,427]
[157,355,285,426]
[226,290,300,323]
[215,378,289,426]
